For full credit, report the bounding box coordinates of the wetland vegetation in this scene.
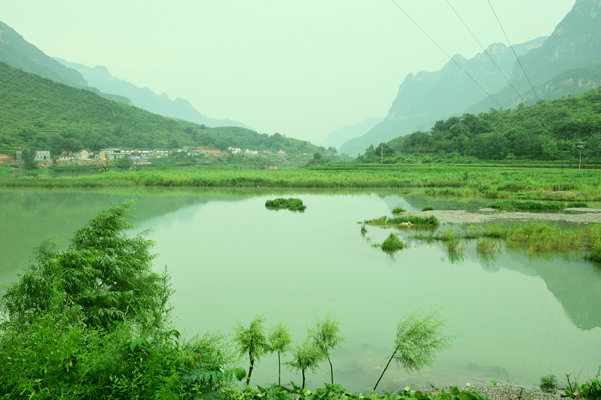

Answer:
[265,197,306,212]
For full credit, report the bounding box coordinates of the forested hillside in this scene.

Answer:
[358,88,601,162]
[0,62,325,155]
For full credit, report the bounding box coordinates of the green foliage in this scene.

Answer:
[567,202,588,208]
[265,198,307,212]
[392,207,406,214]
[476,238,501,255]
[381,234,405,253]
[589,246,601,263]
[232,383,490,400]
[422,207,434,211]
[489,200,565,212]
[269,323,292,385]
[361,224,368,236]
[2,202,170,331]
[310,316,344,384]
[0,62,331,156]
[21,148,38,170]
[234,316,271,385]
[361,88,601,163]
[367,215,440,229]
[540,374,558,393]
[3,166,601,205]
[392,311,452,371]
[286,340,323,389]
[0,203,243,399]
[374,311,452,391]
[115,156,133,170]
[570,376,601,400]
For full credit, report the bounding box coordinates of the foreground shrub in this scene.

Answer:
[0,203,243,399]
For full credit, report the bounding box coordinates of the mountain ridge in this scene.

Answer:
[55,59,252,130]
[339,37,547,156]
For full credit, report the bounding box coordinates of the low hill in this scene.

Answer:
[358,87,601,163]
[0,62,325,156]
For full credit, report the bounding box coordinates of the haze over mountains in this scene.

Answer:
[0,20,248,130]
[339,0,601,156]
[55,59,251,129]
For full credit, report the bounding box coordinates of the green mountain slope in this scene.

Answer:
[0,21,87,88]
[362,88,601,162]
[0,62,323,155]
[56,59,252,129]
[339,38,546,156]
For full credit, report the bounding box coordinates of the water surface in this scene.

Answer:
[1,188,600,392]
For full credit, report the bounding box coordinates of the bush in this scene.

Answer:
[392,207,406,214]
[265,198,306,212]
[0,203,243,399]
[381,233,405,253]
[422,206,434,211]
[540,374,558,393]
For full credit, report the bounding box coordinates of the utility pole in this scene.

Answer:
[380,145,383,165]
[577,142,584,173]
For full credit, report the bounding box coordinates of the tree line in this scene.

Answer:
[358,88,601,163]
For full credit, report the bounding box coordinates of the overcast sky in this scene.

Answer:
[1,0,575,143]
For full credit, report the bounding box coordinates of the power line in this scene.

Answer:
[445,0,526,104]
[486,0,541,101]
[389,0,503,108]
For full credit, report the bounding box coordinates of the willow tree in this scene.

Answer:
[373,311,452,392]
[287,340,322,389]
[233,315,270,386]
[269,322,292,385]
[310,316,344,384]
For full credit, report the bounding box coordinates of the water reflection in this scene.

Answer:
[1,188,600,391]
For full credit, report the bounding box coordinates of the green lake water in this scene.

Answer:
[1,188,600,392]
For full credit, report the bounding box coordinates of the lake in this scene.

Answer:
[1,187,600,392]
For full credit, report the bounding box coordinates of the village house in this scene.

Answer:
[228,146,242,154]
[74,149,89,161]
[32,150,52,162]
[197,146,223,157]
[100,148,128,161]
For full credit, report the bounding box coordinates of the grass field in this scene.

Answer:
[1,164,600,200]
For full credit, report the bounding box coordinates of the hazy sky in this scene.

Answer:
[1,0,575,143]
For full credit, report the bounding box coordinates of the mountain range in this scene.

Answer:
[339,0,601,156]
[0,20,248,130]
[0,61,325,156]
[55,59,251,129]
